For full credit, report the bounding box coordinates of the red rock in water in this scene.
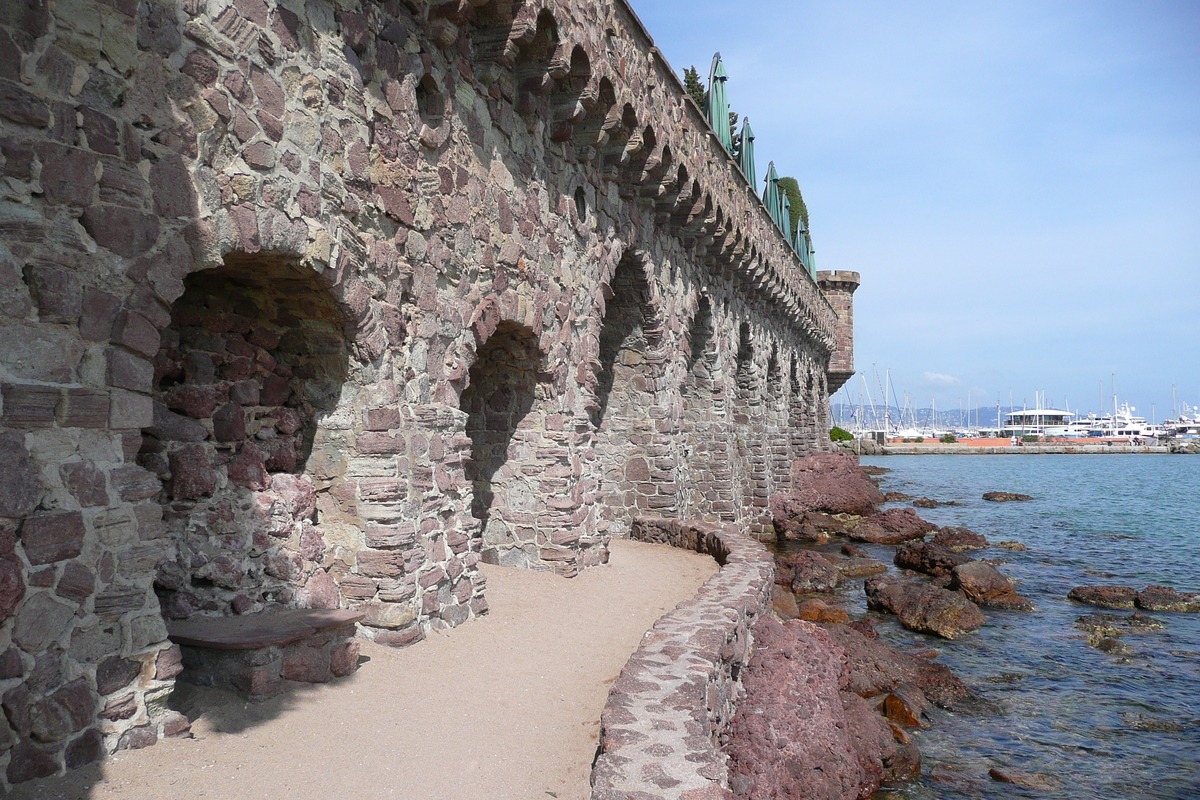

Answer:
[865,575,986,640]
[982,491,1033,502]
[797,598,851,624]
[988,767,1058,790]
[848,508,937,545]
[775,551,841,594]
[1135,585,1200,612]
[819,623,993,713]
[1068,585,1137,609]
[882,683,932,728]
[894,541,973,578]
[930,527,989,551]
[951,562,1034,611]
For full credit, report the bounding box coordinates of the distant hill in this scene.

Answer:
[830,404,1015,430]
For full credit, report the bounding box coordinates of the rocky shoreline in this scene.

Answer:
[720,453,1028,798]
[721,452,1200,798]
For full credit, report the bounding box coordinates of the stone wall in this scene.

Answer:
[591,516,773,800]
[0,0,850,785]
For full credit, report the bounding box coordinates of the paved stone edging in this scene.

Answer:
[590,518,774,800]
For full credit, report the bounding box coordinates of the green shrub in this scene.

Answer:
[940,433,957,444]
[1021,434,1038,443]
[830,426,853,442]
[915,437,924,443]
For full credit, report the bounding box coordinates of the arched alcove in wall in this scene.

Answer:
[146,257,350,620]
[460,321,553,568]
[592,252,665,535]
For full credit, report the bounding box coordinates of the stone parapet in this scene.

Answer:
[590,517,774,799]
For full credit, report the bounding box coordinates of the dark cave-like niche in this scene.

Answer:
[461,321,545,567]
[145,258,348,619]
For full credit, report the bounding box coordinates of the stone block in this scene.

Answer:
[111,311,160,358]
[60,387,110,428]
[64,728,104,769]
[280,643,331,683]
[37,143,97,206]
[13,591,76,653]
[116,725,158,750]
[108,388,153,429]
[93,585,148,618]
[29,678,94,743]
[110,464,160,501]
[0,325,83,383]
[56,561,95,603]
[25,264,82,323]
[6,738,58,785]
[81,204,160,258]
[359,600,416,629]
[0,552,25,620]
[107,347,154,392]
[21,510,85,565]
[79,287,121,340]
[60,462,108,507]
[169,444,215,500]
[0,429,42,516]
[356,550,406,578]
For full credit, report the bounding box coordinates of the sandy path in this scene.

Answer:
[16,539,718,800]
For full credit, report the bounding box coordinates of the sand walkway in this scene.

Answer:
[14,539,718,800]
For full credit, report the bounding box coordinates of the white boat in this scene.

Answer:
[1003,402,1169,440]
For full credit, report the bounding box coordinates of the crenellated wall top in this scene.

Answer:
[427,0,839,354]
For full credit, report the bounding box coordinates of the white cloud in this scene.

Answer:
[922,372,961,387]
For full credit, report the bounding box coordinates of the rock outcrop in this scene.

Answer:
[865,575,986,639]
[949,562,1033,611]
[1068,585,1137,609]
[982,492,1033,502]
[775,551,842,594]
[929,527,990,551]
[1135,585,1200,612]
[848,508,937,545]
[819,623,994,713]
[724,617,912,800]
[894,541,973,578]
[773,453,885,522]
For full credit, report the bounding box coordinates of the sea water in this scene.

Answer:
[846,455,1200,799]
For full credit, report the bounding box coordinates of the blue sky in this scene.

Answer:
[632,1,1200,421]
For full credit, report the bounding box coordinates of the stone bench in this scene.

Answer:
[167,608,365,699]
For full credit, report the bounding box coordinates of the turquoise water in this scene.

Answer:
[848,456,1199,799]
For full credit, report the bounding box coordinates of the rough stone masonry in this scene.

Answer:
[0,0,857,786]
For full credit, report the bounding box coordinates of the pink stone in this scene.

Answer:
[20,510,85,565]
[228,442,268,490]
[169,444,216,500]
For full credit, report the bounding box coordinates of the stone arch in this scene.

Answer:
[513,9,560,119]
[683,293,716,392]
[549,44,591,142]
[599,102,638,179]
[677,292,721,520]
[734,321,754,397]
[146,256,351,623]
[591,250,667,535]
[575,75,617,150]
[460,321,552,569]
[593,250,662,429]
[469,0,530,65]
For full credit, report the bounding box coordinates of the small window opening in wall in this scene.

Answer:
[574,186,587,220]
[416,75,445,128]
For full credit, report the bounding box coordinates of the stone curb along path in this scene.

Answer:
[591,517,774,800]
